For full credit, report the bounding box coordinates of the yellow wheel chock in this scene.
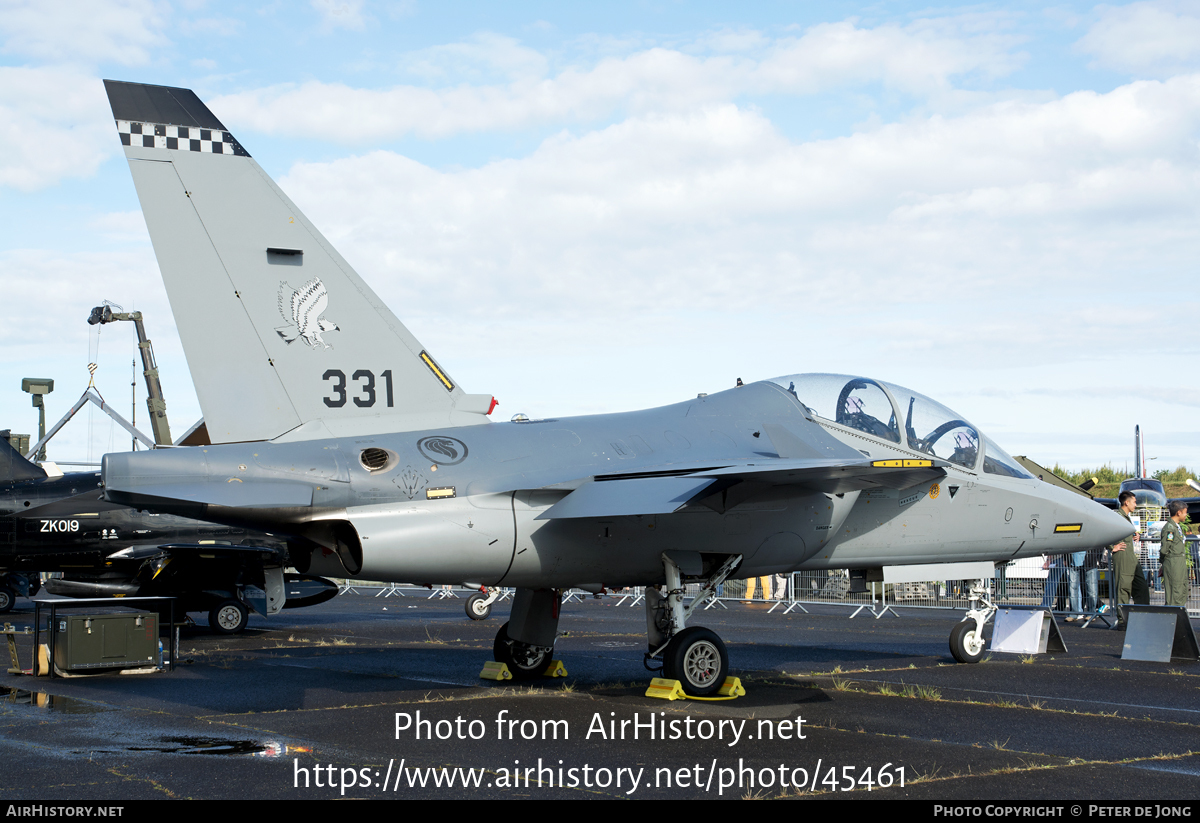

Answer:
[645,678,688,700]
[479,661,513,680]
[645,676,745,701]
[480,659,567,681]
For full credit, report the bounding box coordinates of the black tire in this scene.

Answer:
[663,626,728,697]
[949,620,985,664]
[0,586,13,614]
[466,592,492,621]
[493,622,550,680]
[209,599,248,635]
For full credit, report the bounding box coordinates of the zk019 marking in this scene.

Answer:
[41,519,80,533]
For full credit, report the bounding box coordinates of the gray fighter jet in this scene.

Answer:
[98,80,1133,692]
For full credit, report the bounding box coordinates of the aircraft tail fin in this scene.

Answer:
[103,80,495,444]
[0,431,47,482]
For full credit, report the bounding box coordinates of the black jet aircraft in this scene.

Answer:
[0,433,337,630]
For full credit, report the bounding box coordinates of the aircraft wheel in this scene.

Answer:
[209,599,248,635]
[663,627,728,697]
[493,622,550,680]
[0,586,13,614]
[466,592,492,621]
[949,620,986,664]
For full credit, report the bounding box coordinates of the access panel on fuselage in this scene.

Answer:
[350,493,516,585]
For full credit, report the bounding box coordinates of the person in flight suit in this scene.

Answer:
[1160,501,1189,609]
[1112,491,1149,627]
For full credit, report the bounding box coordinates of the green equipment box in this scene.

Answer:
[53,612,159,672]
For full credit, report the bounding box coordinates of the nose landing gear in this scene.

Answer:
[949,576,996,664]
[466,587,499,620]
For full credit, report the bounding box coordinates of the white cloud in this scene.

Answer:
[0,0,168,65]
[0,245,200,462]
[0,68,115,191]
[178,15,243,37]
[310,0,366,31]
[251,71,1200,449]
[0,247,166,355]
[210,16,1025,142]
[87,210,150,242]
[400,33,549,83]
[274,74,1200,322]
[1077,0,1200,75]
[755,17,1024,94]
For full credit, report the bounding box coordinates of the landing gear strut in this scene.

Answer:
[644,553,741,696]
[949,576,996,664]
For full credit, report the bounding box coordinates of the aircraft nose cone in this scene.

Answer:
[1080,500,1136,547]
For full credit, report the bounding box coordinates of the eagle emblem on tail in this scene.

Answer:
[276,278,340,349]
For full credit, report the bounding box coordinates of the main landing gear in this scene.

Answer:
[643,553,741,696]
[949,577,996,664]
[491,588,559,680]
[488,556,742,691]
[209,598,249,634]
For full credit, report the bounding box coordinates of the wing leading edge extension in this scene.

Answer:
[535,457,948,520]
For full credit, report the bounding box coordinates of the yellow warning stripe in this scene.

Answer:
[420,351,454,391]
[871,459,933,468]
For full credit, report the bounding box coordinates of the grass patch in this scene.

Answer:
[900,683,942,701]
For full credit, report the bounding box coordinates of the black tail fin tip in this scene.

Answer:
[103,79,227,130]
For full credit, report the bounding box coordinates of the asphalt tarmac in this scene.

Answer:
[2,590,1199,801]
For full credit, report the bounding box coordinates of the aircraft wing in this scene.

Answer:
[105,481,314,510]
[535,476,717,520]
[107,542,287,562]
[536,457,947,520]
[21,490,131,518]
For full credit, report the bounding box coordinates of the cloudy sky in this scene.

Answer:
[1,0,1197,474]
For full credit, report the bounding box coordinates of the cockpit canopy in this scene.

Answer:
[767,373,1032,479]
[1119,478,1168,507]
